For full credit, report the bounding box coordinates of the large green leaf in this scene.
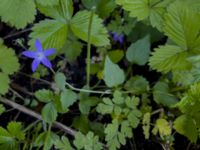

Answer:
[126,35,150,65]
[116,0,172,30]
[0,0,36,29]
[37,0,73,20]
[29,19,68,50]
[164,1,200,50]
[36,0,59,6]
[149,45,191,73]
[70,10,110,46]
[0,73,10,95]
[174,114,198,143]
[104,56,125,87]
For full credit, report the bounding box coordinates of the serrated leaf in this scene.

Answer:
[0,44,20,75]
[174,114,198,143]
[0,0,36,29]
[124,76,149,94]
[126,35,150,65]
[0,73,10,95]
[7,122,25,141]
[35,89,54,103]
[42,103,57,123]
[70,10,110,46]
[96,98,114,115]
[29,19,68,50]
[0,104,5,115]
[54,136,73,150]
[36,0,59,6]
[116,0,172,30]
[104,56,125,87]
[60,89,77,111]
[164,1,200,50]
[149,45,191,73]
[153,81,178,107]
[55,72,66,91]
[37,0,73,20]
[155,119,171,137]
[142,112,150,139]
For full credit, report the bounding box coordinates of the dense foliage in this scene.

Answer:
[0,0,200,149]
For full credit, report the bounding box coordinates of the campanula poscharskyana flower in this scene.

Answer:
[111,32,124,44]
[22,39,55,72]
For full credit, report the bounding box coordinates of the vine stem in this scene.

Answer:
[86,10,94,88]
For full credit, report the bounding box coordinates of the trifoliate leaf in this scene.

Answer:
[149,45,191,73]
[126,35,150,65]
[36,0,59,6]
[153,119,171,137]
[54,136,73,150]
[42,103,57,123]
[70,10,110,46]
[142,112,151,139]
[104,56,125,87]
[164,1,200,50]
[29,19,68,50]
[0,73,10,95]
[116,0,172,30]
[37,0,73,20]
[35,89,54,103]
[0,0,36,29]
[174,114,198,143]
[153,81,178,107]
[96,98,114,115]
[0,44,20,75]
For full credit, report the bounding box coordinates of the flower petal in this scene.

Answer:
[32,59,40,72]
[44,48,55,56]
[22,51,37,58]
[35,39,43,52]
[41,57,52,69]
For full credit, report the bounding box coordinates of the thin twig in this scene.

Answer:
[3,28,32,40]
[0,98,76,136]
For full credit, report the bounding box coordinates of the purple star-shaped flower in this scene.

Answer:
[22,39,55,72]
[111,32,124,44]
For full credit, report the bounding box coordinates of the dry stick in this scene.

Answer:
[0,98,76,136]
[3,28,32,40]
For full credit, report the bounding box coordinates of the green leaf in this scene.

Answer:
[174,114,198,143]
[108,50,124,63]
[0,104,5,115]
[124,76,149,94]
[116,0,172,30]
[0,43,20,75]
[149,45,191,73]
[70,10,110,46]
[54,136,73,150]
[152,119,171,137]
[29,19,68,50]
[0,0,36,29]
[0,127,16,150]
[60,89,77,111]
[164,1,200,50]
[62,40,83,62]
[0,73,10,95]
[126,35,150,65]
[153,81,178,107]
[7,122,25,141]
[96,98,114,115]
[104,56,125,87]
[35,89,54,103]
[36,0,59,6]
[42,103,57,123]
[55,72,66,91]
[74,132,102,150]
[142,112,150,139]
[37,0,73,20]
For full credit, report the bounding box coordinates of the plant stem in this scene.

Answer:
[86,10,94,88]
[43,123,52,150]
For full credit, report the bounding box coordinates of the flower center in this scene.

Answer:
[36,52,44,60]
